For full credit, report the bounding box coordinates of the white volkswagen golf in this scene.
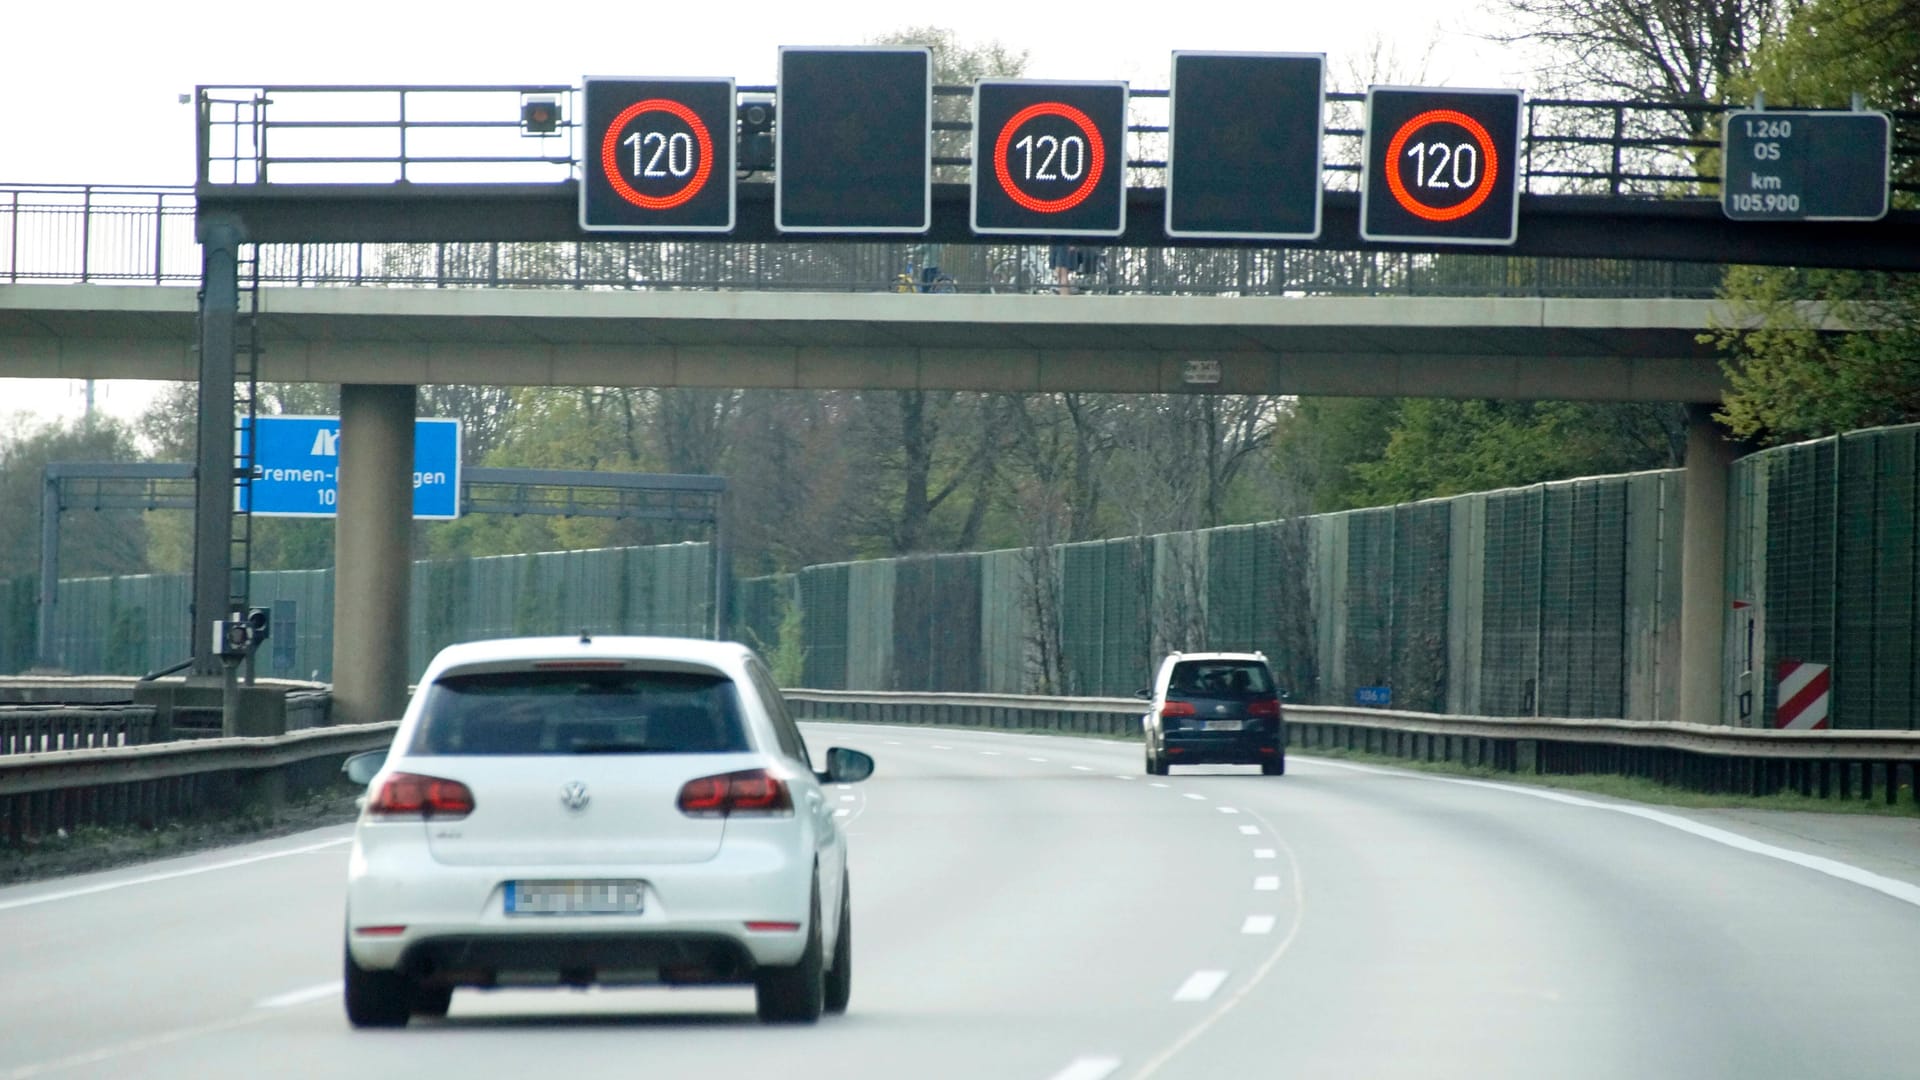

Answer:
[340,634,873,1027]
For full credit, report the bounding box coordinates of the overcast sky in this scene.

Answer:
[4,0,1537,432]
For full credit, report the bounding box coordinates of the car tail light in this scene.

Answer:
[678,769,793,817]
[1247,697,1282,719]
[1160,701,1197,719]
[367,772,475,820]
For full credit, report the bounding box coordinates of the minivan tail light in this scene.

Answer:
[1247,698,1281,718]
[1160,701,1197,719]
[368,772,475,820]
[678,769,793,817]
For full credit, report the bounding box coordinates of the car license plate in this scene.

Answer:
[1202,720,1244,732]
[506,880,645,916]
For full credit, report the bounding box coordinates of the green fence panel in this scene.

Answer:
[1391,502,1451,713]
[798,563,850,689]
[1480,487,1544,714]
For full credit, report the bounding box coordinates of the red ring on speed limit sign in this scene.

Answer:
[600,99,715,211]
[992,102,1107,213]
[1383,109,1498,222]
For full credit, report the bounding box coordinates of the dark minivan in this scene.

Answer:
[1139,652,1286,775]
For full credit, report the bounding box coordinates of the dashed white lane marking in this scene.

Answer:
[1254,875,1281,891]
[1310,758,1920,911]
[1216,806,1240,815]
[836,784,853,791]
[0,836,351,913]
[1047,1056,1123,1080]
[1253,849,1277,860]
[1241,916,1277,936]
[1028,757,1049,763]
[255,981,342,1009]
[1149,782,1170,789]
[1172,970,1229,1003]
[931,745,952,750]
[839,795,857,802]
[979,751,1002,756]
[1182,793,1206,801]
[834,809,851,817]
[1238,825,1261,835]
[1071,765,1093,772]
[1113,775,1135,781]
[884,740,902,745]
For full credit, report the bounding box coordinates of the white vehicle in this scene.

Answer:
[340,634,873,1027]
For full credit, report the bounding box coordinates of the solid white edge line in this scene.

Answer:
[255,981,343,1009]
[1171,970,1229,1003]
[1308,758,1920,910]
[1241,915,1277,935]
[1047,1056,1123,1080]
[0,836,352,913]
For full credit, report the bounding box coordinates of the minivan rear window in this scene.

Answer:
[1168,661,1274,697]
[409,669,748,755]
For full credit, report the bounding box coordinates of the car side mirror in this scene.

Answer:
[1134,688,1151,699]
[821,747,875,784]
[343,749,387,786]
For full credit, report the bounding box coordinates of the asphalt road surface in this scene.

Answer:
[3,722,1918,1079]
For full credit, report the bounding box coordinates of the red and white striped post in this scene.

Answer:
[1774,661,1831,730]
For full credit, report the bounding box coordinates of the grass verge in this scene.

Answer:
[0,785,363,886]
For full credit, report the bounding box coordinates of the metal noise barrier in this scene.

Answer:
[784,689,1920,806]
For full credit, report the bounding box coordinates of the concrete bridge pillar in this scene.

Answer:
[1678,404,1734,726]
[331,384,416,726]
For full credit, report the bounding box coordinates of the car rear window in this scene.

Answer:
[1168,661,1274,697]
[409,669,748,755]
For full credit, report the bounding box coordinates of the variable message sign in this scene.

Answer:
[1722,110,1891,221]
[1167,52,1324,239]
[580,77,735,233]
[776,47,932,233]
[239,416,461,519]
[1362,86,1523,245]
[971,80,1128,236]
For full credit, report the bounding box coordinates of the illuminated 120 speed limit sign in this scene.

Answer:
[580,77,735,233]
[1361,86,1522,245]
[971,80,1127,236]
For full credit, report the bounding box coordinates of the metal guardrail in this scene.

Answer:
[783,689,1920,805]
[0,720,395,847]
[0,182,1726,297]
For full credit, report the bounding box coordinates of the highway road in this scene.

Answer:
[3,722,1918,1079]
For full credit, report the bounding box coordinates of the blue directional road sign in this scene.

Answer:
[238,415,462,519]
[1355,686,1392,707]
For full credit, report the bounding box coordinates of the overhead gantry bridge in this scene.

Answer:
[1,77,1914,733]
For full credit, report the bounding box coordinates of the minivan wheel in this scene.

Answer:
[343,943,412,1028]
[755,881,825,1024]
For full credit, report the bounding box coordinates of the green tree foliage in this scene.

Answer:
[1350,400,1685,503]
[1714,0,1920,443]
[0,414,149,580]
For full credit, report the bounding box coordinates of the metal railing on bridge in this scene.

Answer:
[1,183,1726,298]
[188,84,1920,200]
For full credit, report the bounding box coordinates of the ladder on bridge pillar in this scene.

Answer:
[227,247,261,628]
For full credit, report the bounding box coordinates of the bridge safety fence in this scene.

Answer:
[0,184,1727,298]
